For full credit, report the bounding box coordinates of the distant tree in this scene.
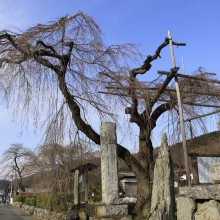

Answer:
[1,144,33,192]
[32,143,71,193]
[0,12,219,217]
[30,142,92,194]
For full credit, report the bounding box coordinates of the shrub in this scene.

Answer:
[35,195,49,209]
[25,197,36,206]
[14,195,25,203]
[16,192,74,212]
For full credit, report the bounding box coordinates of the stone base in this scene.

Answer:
[89,215,132,220]
[195,200,220,220]
[95,204,128,218]
[179,184,220,200]
[176,197,196,220]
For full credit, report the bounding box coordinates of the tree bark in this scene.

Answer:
[18,175,25,192]
[133,127,154,218]
[14,157,25,192]
[136,174,152,218]
[138,128,153,176]
[57,71,154,217]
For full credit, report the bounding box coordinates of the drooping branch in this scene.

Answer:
[57,74,101,144]
[56,62,144,176]
[150,102,175,129]
[0,32,61,72]
[117,143,147,176]
[0,56,27,66]
[130,38,185,77]
[125,39,173,125]
[3,33,31,57]
[36,40,57,54]
[151,67,179,105]
[126,72,142,126]
[126,37,184,127]
[0,19,146,181]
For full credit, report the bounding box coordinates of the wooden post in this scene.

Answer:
[168,30,191,186]
[190,155,199,185]
[189,120,193,139]
[182,57,193,139]
[74,169,79,205]
[84,170,88,202]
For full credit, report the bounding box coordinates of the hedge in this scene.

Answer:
[17,192,74,212]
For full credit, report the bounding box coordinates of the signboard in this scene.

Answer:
[198,157,220,183]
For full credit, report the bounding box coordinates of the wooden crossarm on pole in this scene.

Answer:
[184,109,220,122]
[106,86,220,97]
[157,99,220,108]
[158,70,220,84]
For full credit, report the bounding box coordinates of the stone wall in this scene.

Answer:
[176,197,220,220]
[12,202,133,220]
[12,202,68,220]
[14,197,220,220]
[176,184,220,220]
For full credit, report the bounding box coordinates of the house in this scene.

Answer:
[0,180,10,204]
[168,131,220,185]
[119,172,137,199]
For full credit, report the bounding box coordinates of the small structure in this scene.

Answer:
[169,131,220,185]
[119,172,137,198]
[0,180,10,204]
[72,163,98,205]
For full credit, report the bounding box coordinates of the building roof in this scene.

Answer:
[71,163,98,173]
[167,131,220,168]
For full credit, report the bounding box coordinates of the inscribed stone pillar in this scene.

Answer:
[74,169,79,205]
[100,122,119,205]
[150,133,175,220]
[84,171,88,202]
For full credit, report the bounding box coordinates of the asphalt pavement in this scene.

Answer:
[0,205,33,220]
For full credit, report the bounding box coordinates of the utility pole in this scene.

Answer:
[218,115,220,131]
[10,167,14,204]
[168,31,191,186]
[182,56,193,139]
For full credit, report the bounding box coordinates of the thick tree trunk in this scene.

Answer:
[135,173,151,218]
[14,158,25,192]
[57,73,155,218]
[134,127,154,218]
[18,174,25,192]
[138,128,154,177]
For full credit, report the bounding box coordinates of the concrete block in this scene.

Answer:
[195,200,220,220]
[79,211,87,220]
[96,204,128,217]
[179,184,220,200]
[176,197,196,220]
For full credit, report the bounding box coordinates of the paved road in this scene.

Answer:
[0,205,33,220]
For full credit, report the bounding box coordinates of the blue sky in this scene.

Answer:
[0,0,220,156]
